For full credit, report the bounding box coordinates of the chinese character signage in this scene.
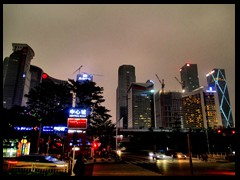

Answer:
[69,108,87,118]
[77,73,93,82]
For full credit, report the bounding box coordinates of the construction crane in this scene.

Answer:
[82,72,103,77]
[72,65,83,75]
[155,74,165,93]
[174,76,185,92]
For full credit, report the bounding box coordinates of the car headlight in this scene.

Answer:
[149,152,154,157]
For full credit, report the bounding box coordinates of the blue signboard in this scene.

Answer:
[69,108,87,118]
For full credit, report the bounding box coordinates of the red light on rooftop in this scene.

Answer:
[42,73,48,79]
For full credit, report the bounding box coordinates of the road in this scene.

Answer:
[119,151,235,176]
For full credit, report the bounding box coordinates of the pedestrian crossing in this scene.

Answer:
[123,158,205,165]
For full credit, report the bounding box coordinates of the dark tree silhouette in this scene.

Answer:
[67,79,115,148]
[25,80,72,125]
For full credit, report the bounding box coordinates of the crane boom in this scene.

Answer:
[82,72,103,76]
[155,74,165,93]
[174,76,185,90]
[72,65,83,75]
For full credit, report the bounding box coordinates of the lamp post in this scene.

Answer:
[187,128,193,176]
[71,145,80,176]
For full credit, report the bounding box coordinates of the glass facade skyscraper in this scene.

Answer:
[3,43,35,109]
[206,69,234,128]
[180,63,200,93]
[127,80,155,129]
[117,65,136,128]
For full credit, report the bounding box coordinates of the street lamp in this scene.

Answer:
[71,145,80,176]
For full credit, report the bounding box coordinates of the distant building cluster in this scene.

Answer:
[116,63,234,130]
[3,43,234,132]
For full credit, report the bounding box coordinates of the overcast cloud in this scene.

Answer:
[3,4,235,124]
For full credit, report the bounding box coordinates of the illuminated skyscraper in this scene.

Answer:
[127,80,155,129]
[180,63,200,93]
[206,69,234,128]
[182,86,222,130]
[117,65,136,128]
[3,43,35,109]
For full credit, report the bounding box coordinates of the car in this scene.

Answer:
[5,154,68,172]
[149,152,172,160]
[172,152,187,159]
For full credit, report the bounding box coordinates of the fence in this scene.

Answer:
[4,161,69,174]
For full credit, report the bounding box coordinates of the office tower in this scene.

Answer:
[127,80,155,129]
[117,65,136,128]
[182,86,222,130]
[206,69,234,128]
[29,65,43,91]
[3,43,35,109]
[155,91,183,130]
[180,63,200,92]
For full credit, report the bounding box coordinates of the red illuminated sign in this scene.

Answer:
[67,118,87,129]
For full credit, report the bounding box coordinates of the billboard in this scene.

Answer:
[67,118,87,129]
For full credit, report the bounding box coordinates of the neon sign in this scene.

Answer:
[69,108,87,118]
[67,118,87,129]
[77,73,93,82]
[14,127,33,131]
[206,87,216,92]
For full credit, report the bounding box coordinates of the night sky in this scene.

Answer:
[3,4,235,124]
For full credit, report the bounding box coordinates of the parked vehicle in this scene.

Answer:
[4,154,68,173]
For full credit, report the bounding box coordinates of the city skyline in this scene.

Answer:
[3,4,235,124]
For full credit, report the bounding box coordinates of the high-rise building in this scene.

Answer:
[180,63,200,93]
[182,86,222,130]
[206,69,234,128]
[29,65,43,91]
[127,80,155,129]
[117,65,136,128]
[155,91,183,129]
[3,43,35,109]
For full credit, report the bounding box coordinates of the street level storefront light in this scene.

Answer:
[72,147,80,151]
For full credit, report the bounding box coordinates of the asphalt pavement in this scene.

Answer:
[82,156,233,176]
[84,157,162,176]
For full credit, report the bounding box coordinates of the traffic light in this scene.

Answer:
[231,130,235,134]
[92,142,98,149]
[217,129,222,134]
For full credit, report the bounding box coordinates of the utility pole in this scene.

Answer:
[37,122,42,154]
[116,117,123,151]
[187,128,194,176]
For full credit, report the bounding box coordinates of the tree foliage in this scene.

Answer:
[67,79,115,147]
[25,80,72,125]
[24,78,115,148]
